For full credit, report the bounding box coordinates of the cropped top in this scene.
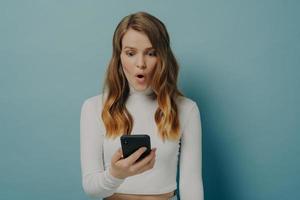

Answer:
[80,84,204,199]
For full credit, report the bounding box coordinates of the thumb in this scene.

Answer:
[111,147,123,163]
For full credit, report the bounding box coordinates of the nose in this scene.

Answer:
[136,54,146,69]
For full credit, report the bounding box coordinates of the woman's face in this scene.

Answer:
[120,28,158,91]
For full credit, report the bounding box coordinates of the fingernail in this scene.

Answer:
[142,147,147,152]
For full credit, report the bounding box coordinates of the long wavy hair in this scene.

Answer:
[101,11,184,142]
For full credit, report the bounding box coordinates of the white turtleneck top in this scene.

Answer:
[80,85,204,200]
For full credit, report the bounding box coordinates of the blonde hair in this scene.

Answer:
[101,11,184,142]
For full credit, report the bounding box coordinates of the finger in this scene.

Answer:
[111,147,123,163]
[126,147,148,165]
[130,149,156,172]
[136,154,156,174]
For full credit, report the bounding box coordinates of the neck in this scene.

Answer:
[129,84,153,96]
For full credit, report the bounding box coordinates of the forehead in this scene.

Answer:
[121,28,153,50]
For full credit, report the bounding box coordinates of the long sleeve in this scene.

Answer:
[179,102,204,200]
[80,99,125,198]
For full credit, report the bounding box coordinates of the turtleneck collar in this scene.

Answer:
[129,83,153,96]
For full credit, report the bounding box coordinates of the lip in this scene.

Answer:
[135,73,146,84]
[135,73,146,78]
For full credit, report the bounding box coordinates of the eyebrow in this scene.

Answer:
[123,46,155,50]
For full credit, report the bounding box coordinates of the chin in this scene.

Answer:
[136,85,147,91]
[133,83,148,91]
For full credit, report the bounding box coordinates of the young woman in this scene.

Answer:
[80,11,204,200]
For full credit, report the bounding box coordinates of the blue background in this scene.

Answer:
[0,0,299,199]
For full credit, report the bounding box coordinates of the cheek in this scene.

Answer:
[121,54,133,75]
[122,60,132,73]
[147,58,158,72]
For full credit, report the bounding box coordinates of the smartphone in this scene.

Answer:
[120,134,151,162]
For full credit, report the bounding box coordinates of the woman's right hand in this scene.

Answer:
[109,147,157,179]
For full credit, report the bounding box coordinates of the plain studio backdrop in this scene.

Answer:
[0,1,299,200]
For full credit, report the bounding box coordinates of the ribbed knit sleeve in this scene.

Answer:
[80,99,125,198]
[179,102,204,200]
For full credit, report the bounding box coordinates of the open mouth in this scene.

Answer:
[137,74,144,78]
[136,74,146,83]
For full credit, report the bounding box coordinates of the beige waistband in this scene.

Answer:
[104,190,176,200]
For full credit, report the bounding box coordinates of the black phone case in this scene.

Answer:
[120,134,151,162]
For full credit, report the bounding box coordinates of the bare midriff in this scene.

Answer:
[104,190,175,200]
